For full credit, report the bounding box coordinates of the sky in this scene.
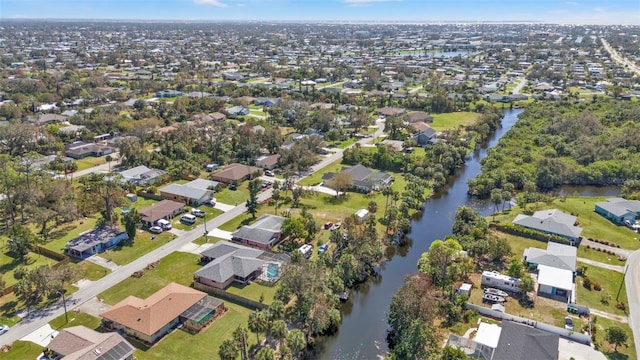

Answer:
[1,0,639,24]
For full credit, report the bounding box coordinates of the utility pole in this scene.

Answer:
[617,264,629,302]
[58,291,68,323]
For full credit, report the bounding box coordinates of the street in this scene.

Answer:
[625,249,640,360]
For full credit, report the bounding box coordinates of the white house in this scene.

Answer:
[536,265,575,303]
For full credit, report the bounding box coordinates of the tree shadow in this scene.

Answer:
[0,251,35,275]
[322,195,350,205]
[47,223,77,242]
[604,351,629,360]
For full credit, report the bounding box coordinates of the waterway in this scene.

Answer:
[318,108,524,359]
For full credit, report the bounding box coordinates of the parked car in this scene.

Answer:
[229,184,237,190]
[324,222,333,230]
[149,226,163,234]
[181,214,197,225]
[37,353,61,360]
[264,170,274,177]
[0,324,8,335]
[564,316,574,331]
[191,208,206,218]
[318,243,329,254]
[205,198,217,207]
[157,218,172,230]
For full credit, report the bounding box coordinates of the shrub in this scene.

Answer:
[616,302,627,311]
[583,276,592,290]
[593,283,602,291]
[600,292,611,305]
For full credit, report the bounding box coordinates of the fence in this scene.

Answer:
[136,191,162,201]
[193,281,268,311]
[1,246,70,296]
[489,224,574,246]
[465,303,591,345]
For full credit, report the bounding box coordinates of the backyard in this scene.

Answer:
[226,281,278,305]
[430,112,481,132]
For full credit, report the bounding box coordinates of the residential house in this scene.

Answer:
[594,198,640,225]
[254,154,280,170]
[375,107,406,117]
[254,97,281,107]
[46,325,135,360]
[28,113,67,125]
[210,163,261,184]
[410,122,438,146]
[406,111,433,123]
[536,264,575,303]
[225,106,250,117]
[58,124,86,137]
[231,214,286,250]
[64,141,114,159]
[512,209,582,243]
[211,112,227,122]
[194,241,289,289]
[523,242,577,273]
[492,321,559,360]
[159,179,216,206]
[66,227,128,259]
[139,200,185,227]
[322,164,393,193]
[155,89,183,98]
[119,165,166,186]
[101,283,224,344]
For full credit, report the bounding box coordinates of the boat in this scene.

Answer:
[339,290,350,302]
[484,287,509,298]
[482,293,506,304]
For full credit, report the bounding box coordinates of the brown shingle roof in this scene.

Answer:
[100,283,206,337]
[410,122,432,132]
[211,163,261,183]
[139,200,185,223]
[48,325,134,360]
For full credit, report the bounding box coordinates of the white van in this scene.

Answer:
[180,214,197,225]
[157,219,172,230]
[298,244,313,259]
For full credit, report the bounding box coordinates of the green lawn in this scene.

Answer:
[70,260,110,281]
[594,317,637,360]
[50,311,101,330]
[99,230,175,266]
[430,112,481,132]
[74,156,107,171]
[493,197,640,250]
[577,246,625,266]
[226,282,278,305]
[0,251,61,288]
[98,251,200,305]
[1,341,43,360]
[135,303,257,360]
[576,261,628,316]
[171,207,224,231]
[128,197,158,212]
[326,138,356,149]
[297,159,343,186]
[42,217,99,253]
[193,236,227,245]
[215,182,250,205]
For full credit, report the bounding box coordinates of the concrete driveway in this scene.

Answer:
[20,324,58,347]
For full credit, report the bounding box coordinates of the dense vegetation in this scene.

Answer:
[468,99,640,197]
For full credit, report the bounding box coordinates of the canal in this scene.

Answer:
[318,108,525,359]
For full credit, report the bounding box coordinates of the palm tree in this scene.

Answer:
[268,299,285,321]
[232,326,249,360]
[490,188,503,222]
[218,338,239,360]
[286,329,306,359]
[255,347,275,360]
[248,310,268,346]
[271,320,288,347]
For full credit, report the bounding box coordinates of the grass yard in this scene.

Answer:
[0,251,61,288]
[98,251,200,305]
[593,317,637,360]
[70,260,110,281]
[1,341,43,360]
[297,159,343,186]
[492,197,640,250]
[430,112,481,132]
[0,292,24,327]
[326,138,356,149]
[226,282,278,305]
[50,311,101,330]
[134,303,257,360]
[74,156,107,171]
[42,217,99,253]
[193,236,227,245]
[215,182,250,205]
[577,246,625,266]
[99,230,175,266]
[576,261,628,316]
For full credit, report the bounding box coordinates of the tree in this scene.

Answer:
[326,172,352,197]
[417,238,464,290]
[246,179,261,218]
[7,224,38,261]
[218,338,239,360]
[519,273,535,293]
[271,188,281,215]
[606,326,628,352]
[441,345,469,360]
[282,217,305,243]
[271,319,288,347]
[248,310,268,345]
[490,188,503,221]
[122,209,142,242]
[232,326,249,360]
[286,329,306,358]
[255,347,275,360]
[79,173,126,224]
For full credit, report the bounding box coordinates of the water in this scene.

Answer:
[267,263,279,279]
[317,108,524,359]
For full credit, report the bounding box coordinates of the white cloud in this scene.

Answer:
[194,0,228,7]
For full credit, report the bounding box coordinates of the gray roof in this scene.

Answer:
[513,209,582,240]
[523,241,577,272]
[195,242,266,283]
[231,214,285,245]
[120,165,151,179]
[493,321,559,360]
[595,198,640,217]
[160,183,212,200]
[323,164,392,190]
[67,227,127,252]
[185,178,220,191]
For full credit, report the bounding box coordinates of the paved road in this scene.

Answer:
[601,38,640,76]
[0,116,385,347]
[626,249,640,360]
[512,77,527,95]
[0,189,272,347]
[581,238,632,258]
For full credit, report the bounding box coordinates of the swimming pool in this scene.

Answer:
[266,263,279,279]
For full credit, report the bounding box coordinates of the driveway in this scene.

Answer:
[20,324,58,347]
